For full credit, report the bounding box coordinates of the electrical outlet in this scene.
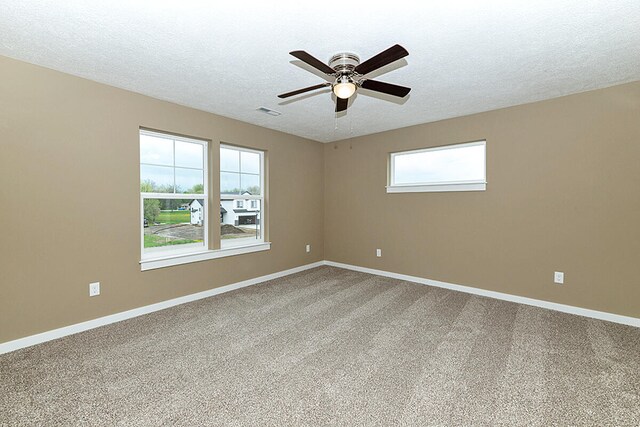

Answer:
[89,282,100,296]
[306,244,311,253]
[554,272,564,284]
[376,249,382,257]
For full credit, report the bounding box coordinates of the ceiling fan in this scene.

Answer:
[278,44,411,112]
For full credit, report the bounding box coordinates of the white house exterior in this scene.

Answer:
[189,199,204,226]
[220,192,260,226]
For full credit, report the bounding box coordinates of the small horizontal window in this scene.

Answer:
[388,140,486,193]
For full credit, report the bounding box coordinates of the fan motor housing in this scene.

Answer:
[329,53,360,74]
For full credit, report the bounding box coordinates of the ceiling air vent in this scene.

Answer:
[257,107,281,116]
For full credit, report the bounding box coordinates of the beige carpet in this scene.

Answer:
[1,266,639,426]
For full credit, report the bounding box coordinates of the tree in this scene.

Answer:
[140,179,156,192]
[188,183,204,194]
[157,183,174,193]
[144,199,161,224]
[246,186,261,195]
[221,186,261,195]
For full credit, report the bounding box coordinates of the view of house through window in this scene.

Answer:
[140,130,208,257]
[220,145,264,248]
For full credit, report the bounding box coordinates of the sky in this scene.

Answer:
[393,144,485,184]
[140,133,204,193]
[140,134,261,194]
[220,147,261,194]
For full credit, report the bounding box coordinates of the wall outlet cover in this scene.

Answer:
[89,282,100,296]
[376,249,382,257]
[554,272,564,284]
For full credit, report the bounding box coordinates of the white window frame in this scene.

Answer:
[236,200,244,209]
[140,129,209,261]
[220,144,265,249]
[140,135,271,271]
[387,140,486,193]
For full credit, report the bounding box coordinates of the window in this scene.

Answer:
[220,145,264,248]
[140,130,208,258]
[388,140,486,193]
[139,132,270,271]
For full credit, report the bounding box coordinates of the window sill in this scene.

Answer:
[140,242,271,271]
[386,182,486,193]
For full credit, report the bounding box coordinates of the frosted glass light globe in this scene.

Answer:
[333,81,356,99]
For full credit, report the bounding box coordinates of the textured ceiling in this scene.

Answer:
[1,1,639,143]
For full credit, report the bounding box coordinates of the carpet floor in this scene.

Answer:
[1,266,639,426]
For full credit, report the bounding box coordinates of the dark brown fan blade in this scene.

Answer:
[278,83,330,98]
[360,79,411,97]
[354,44,409,76]
[290,50,336,75]
[336,97,348,112]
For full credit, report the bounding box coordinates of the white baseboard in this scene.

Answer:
[3,259,637,355]
[0,261,325,355]
[323,261,640,328]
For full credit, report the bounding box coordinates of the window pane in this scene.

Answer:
[241,151,260,174]
[175,140,203,169]
[175,167,204,193]
[140,134,173,166]
[140,165,174,192]
[221,172,241,195]
[221,147,240,172]
[143,198,205,250]
[393,144,485,185]
[241,173,260,195]
[220,200,261,248]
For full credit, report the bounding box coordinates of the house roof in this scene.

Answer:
[221,194,250,201]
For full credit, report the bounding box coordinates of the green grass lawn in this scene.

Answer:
[144,234,200,248]
[156,210,191,224]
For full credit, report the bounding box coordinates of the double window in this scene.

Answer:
[140,130,267,270]
[388,140,486,193]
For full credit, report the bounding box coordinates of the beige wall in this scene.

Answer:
[324,82,640,318]
[2,54,639,346]
[0,56,324,344]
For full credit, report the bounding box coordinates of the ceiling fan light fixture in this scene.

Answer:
[278,45,410,111]
[333,76,356,99]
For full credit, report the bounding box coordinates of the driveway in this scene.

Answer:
[146,224,204,240]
